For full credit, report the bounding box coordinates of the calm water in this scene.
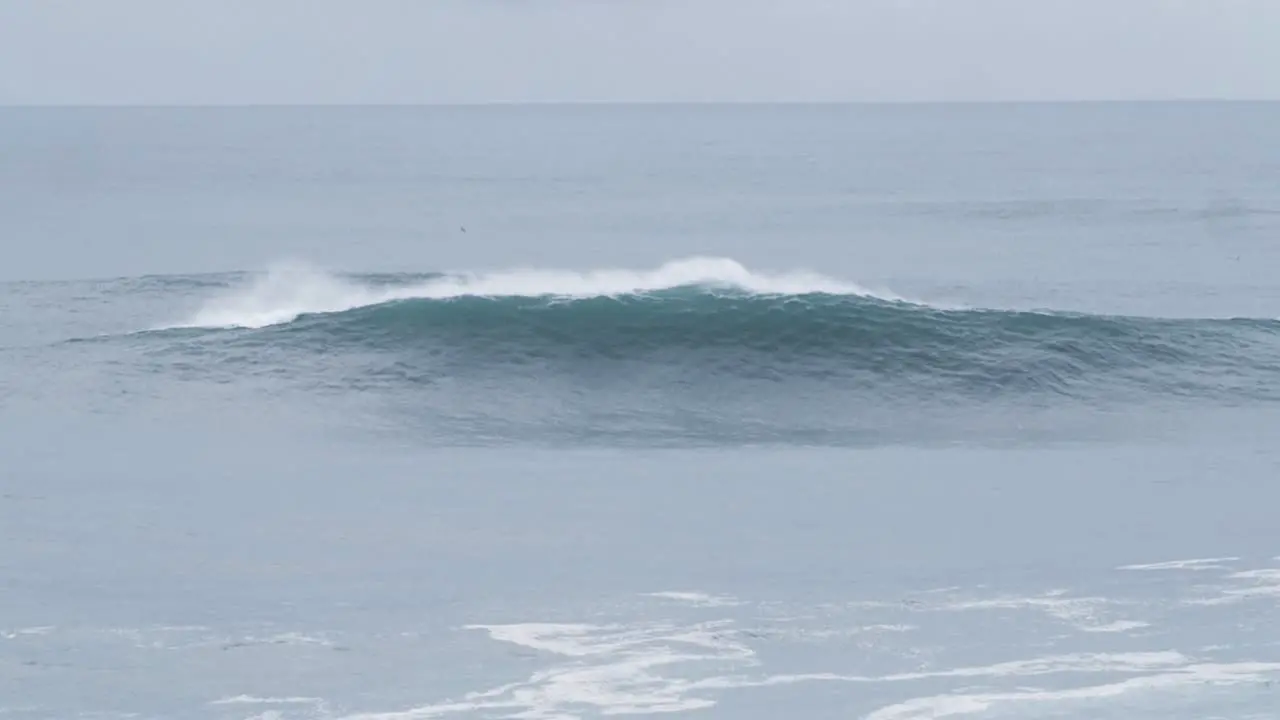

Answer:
[2,103,1279,719]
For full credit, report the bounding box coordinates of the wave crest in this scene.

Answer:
[178,257,899,330]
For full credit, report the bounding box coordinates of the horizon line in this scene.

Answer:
[3,98,1279,110]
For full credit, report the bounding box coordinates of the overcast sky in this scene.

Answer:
[1,0,1277,105]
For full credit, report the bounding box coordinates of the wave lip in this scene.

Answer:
[175,256,902,330]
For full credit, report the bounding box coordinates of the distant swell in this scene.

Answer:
[151,258,1280,411]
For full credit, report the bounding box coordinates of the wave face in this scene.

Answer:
[129,258,1280,445]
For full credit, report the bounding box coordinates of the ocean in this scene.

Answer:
[1,103,1279,719]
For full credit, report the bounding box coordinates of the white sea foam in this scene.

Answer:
[337,617,1204,720]
[341,620,753,720]
[1118,557,1240,571]
[934,591,1145,633]
[1220,568,1280,599]
[330,569,1278,720]
[862,661,1280,720]
[694,650,1192,690]
[1185,565,1280,605]
[0,626,54,639]
[1082,619,1151,633]
[644,591,743,607]
[791,623,919,642]
[1230,568,1280,580]
[219,631,337,649]
[172,256,905,330]
[211,695,325,706]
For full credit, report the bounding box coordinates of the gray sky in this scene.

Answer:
[1,0,1277,104]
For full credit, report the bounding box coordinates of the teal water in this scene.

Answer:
[2,104,1279,719]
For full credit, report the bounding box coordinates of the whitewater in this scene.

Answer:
[175,256,903,330]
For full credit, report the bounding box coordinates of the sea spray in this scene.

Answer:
[178,257,909,330]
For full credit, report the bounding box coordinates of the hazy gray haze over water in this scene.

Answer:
[3,102,1280,719]
[2,0,1279,104]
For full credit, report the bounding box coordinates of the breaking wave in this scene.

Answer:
[174,256,898,330]
[97,256,1280,445]
[144,258,1280,403]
